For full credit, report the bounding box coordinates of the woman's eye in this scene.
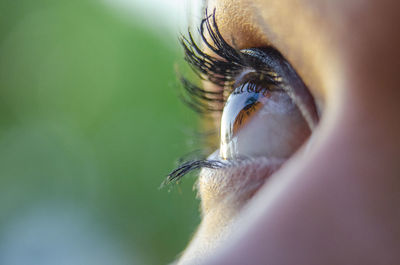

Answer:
[166,12,320,185]
[219,48,317,161]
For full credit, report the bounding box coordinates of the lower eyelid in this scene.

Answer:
[198,157,285,214]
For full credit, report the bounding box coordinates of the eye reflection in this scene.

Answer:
[220,81,311,160]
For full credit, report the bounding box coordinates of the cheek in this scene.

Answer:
[177,209,236,265]
[181,158,285,264]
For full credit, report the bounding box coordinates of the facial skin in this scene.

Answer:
[177,0,400,264]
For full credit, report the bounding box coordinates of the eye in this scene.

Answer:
[219,48,316,160]
[165,10,319,184]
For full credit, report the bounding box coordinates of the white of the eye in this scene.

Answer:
[220,92,310,160]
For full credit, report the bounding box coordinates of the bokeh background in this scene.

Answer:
[0,0,201,264]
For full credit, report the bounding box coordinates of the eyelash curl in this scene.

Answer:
[164,9,283,186]
[178,9,281,114]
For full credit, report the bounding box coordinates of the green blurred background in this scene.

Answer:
[0,0,200,264]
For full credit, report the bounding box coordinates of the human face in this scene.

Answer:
[177,0,400,264]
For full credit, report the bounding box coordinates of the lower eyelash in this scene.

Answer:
[162,159,227,187]
[163,156,285,188]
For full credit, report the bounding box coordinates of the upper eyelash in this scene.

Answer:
[179,9,280,114]
[181,9,243,87]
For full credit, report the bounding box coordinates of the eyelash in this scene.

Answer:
[179,9,281,114]
[164,10,241,186]
[162,159,225,187]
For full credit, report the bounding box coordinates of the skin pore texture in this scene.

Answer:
[177,0,400,264]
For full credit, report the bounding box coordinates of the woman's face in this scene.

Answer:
[176,0,400,264]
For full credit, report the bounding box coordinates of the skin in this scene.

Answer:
[177,0,400,264]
